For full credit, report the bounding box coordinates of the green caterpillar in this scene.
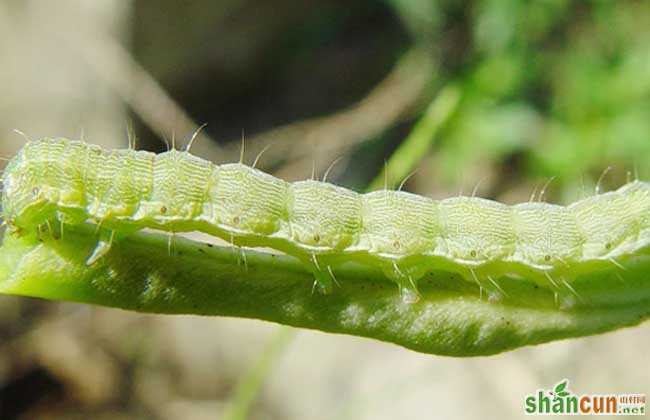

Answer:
[2,138,649,308]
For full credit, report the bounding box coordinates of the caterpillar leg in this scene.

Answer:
[305,253,334,295]
[228,234,249,272]
[470,269,508,303]
[86,229,116,265]
[34,221,56,241]
[384,261,421,304]
[397,276,420,304]
[551,273,585,309]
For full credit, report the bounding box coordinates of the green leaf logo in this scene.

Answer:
[551,380,571,401]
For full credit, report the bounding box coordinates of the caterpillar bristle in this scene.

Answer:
[556,255,570,268]
[608,257,627,272]
[470,177,484,198]
[470,269,485,301]
[559,276,585,305]
[543,271,561,307]
[485,275,506,298]
[398,169,418,192]
[327,266,340,288]
[538,176,557,203]
[239,129,246,164]
[311,253,321,271]
[383,159,389,191]
[186,123,208,153]
[406,275,420,303]
[322,156,343,183]
[12,129,31,143]
[126,121,137,150]
[595,166,613,195]
[252,142,274,169]
[161,134,171,152]
[544,271,559,288]
[310,279,319,296]
[529,181,540,203]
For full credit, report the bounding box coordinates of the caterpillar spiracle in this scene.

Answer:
[2,138,648,307]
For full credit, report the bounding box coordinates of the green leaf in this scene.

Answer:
[0,224,649,357]
[554,381,568,394]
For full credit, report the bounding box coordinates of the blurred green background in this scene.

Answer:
[0,1,648,419]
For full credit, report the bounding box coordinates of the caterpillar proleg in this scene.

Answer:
[3,138,649,307]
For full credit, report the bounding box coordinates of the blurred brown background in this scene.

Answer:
[0,1,649,419]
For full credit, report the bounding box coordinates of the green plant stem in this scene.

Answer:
[222,326,294,420]
[368,84,461,191]
[0,224,649,357]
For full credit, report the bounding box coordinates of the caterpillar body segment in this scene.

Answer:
[3,138,650,305]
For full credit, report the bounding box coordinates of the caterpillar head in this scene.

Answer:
[1,143,58,228]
